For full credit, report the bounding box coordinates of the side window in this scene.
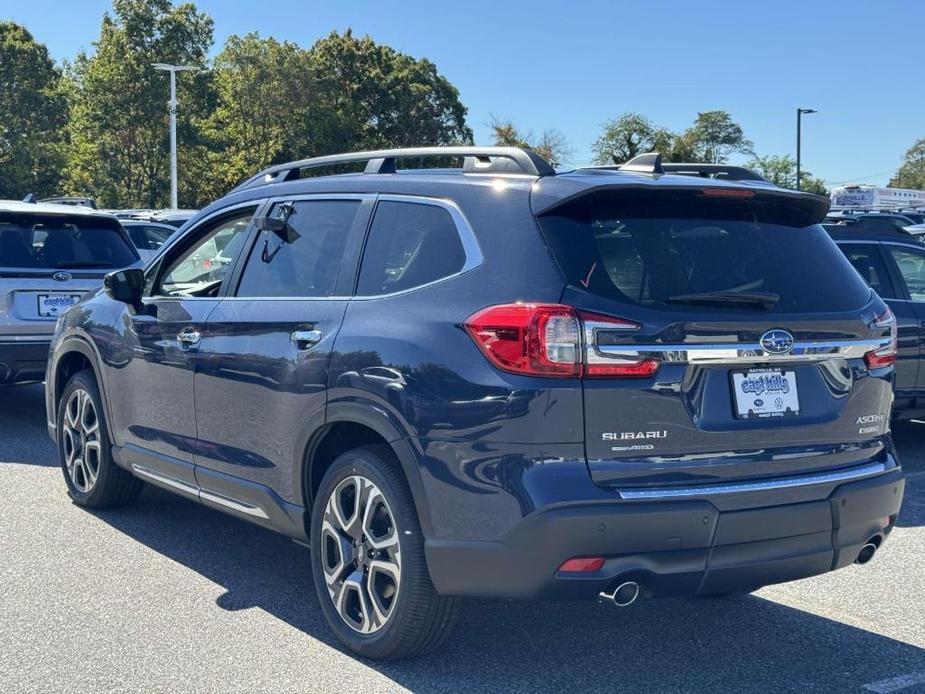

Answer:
[838,243,897,299]
[125,226,149,250]
[887,246,925,301]
[156,208,256,297]
[144,225,173,250]
[356,200,466,296]
[235,200,360,298]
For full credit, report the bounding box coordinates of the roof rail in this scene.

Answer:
[232,146,556,192]
[661,163,766,182]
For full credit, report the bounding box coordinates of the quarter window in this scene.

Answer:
[887,246,925,301]
[356,201,466,296]
[838,244,896,299]
[235,200,360,298]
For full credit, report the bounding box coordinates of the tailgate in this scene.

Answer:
[577,301,894,488]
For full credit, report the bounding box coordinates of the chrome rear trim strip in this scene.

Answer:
[617,462,886,499]
[130,463,269,518]
[593,338,889,364]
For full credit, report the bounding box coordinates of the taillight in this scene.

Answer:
[464,304,659,379]
[464,304,581,377]
[865,308,897,369]
[579,311,660,378]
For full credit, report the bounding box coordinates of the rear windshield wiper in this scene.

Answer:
[666,291,779,309]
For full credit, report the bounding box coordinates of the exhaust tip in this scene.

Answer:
[855,541,878,565]
[600,581,641,607]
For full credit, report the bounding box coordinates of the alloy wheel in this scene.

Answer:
[61,388,101,494]
[320,475,401,634]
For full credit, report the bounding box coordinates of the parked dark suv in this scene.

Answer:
[826,224,925,416]
[46,147,905,659]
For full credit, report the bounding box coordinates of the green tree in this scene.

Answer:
[592,112,674,165]
[195,33,316,201]
[0,22,67,198]
[890,138,925,190]
[745,154,827,195]
[489,115,572,167]
[64,0,213,208]
[308,29,472,154]
[681,110,753,164]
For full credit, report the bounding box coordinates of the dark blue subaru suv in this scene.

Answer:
[46,147,905,659]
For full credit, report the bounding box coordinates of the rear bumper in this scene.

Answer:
[425,465,904,599]
[0,339,51,384]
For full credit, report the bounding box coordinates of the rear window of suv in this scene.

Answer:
[537,189,872,313]
[0,213,138,269]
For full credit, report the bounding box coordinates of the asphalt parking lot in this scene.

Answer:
[0,383,922,694]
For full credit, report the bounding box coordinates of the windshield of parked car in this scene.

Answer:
[538,189,872,313]
[0,213,138,269]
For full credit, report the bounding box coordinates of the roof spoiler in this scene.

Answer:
[613,153,768,182]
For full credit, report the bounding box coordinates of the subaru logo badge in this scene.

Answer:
[760,329,794,355]
[52,271,72,282]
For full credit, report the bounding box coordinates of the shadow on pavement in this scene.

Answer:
[0,383,57,467]
[92,484,925,694]
[891,420,924,528]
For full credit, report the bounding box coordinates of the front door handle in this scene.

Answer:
[291,329,323,350]
[177,328,202,350]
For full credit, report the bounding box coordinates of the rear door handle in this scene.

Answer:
[176,328,202,350]
[291,329,323,349]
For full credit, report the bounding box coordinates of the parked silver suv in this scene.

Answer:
[0,199,139,385]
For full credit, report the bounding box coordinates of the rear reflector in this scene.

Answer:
[558,557,605,573]
[865,308,897,369]
[585,359,660,378]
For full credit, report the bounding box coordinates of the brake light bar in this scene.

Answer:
[865,308,897,369]
[464,303,659,379]
[700,187,756,198]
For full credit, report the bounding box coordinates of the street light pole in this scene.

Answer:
[152,63,199,209]
[796,107,817,191]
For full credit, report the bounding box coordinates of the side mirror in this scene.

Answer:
[104,268,145,308]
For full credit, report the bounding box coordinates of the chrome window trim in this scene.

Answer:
[351,194,483,301]
[217,194,483,301]
[617,462,886,499]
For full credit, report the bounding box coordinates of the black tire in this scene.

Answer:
[310,445,459,660]
[57,370,143,508]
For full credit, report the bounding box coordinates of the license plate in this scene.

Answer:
[37,294,82,318]
[731,368,799,419]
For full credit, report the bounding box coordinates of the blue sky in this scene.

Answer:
[6,0,925,186]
